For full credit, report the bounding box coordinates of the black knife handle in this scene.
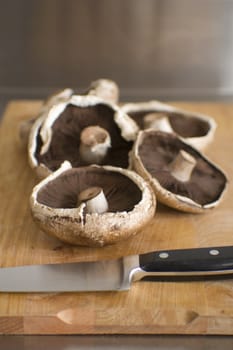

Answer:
[139,246,233,273]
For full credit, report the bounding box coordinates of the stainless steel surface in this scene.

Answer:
[0,256,139,292]
[132,267,233,280]
[0,256,137,292]
[1,0,233,101]
[1,335,233,350]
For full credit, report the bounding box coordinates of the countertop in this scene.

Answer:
[0,100,233,348]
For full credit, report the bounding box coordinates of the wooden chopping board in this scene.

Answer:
[0,100,233,335]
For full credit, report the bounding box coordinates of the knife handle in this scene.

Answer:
[139,246,233,275]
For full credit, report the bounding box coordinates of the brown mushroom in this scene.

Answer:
[131,130,227,213]
[41,88,74,114]
[19,88,74,147]
[30,161,156,247]
[87,79,119,105]
[28,95,138,178]
[20,80,119,148]
[121,100,216,151]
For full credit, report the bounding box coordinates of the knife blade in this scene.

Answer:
[1,245,233,292]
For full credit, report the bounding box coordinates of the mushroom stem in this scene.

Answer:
[77,186,109,214]
[143,113,173,133]
[88,79,119,104]
[79,126,111,165]
[169,150,196,182]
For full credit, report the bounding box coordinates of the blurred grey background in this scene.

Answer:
[1,0,233,116]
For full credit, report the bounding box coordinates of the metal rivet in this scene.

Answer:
[159,252,169,259]
[209,249,220,256]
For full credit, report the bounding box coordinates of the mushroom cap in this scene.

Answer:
[30,161,156,247]
[131,130,228,213]
[121,100,217,151]
[41,88,74,115]
[28,94,138,178]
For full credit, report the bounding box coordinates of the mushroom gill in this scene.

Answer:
[121,101,216,151]
[131,110,210,138]
[30,162,156,247]
[36,166,142,213]
[132,130,227,213]
[29,95,138,177]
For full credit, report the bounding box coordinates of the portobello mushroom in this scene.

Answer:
[30,161,156,247]
[121,100,216,151]
[28,94,138,178]
[131,130,227,213]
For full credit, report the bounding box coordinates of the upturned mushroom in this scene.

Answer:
[131,130,227,213]
[20,79,119,147]
[30,161,156,247]
[121,100,216,151]
[87,79,120,105]
[19,88,74,147]
[28,94,138,178]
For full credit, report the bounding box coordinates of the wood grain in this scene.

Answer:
[0,101,233,334]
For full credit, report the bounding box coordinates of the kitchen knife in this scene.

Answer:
[1,245,233,292]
